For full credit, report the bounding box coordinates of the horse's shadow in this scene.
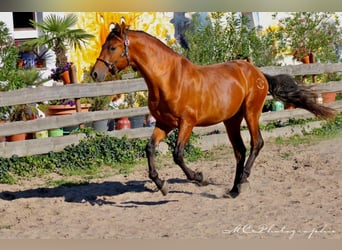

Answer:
[0,178,200,207]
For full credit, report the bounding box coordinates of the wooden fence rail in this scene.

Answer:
[0,63,342,158]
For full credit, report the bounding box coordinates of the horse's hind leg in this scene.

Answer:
[146,125,172,195]
[223,110,246,198]
[241,123,264,184]
[173,122,208,185]
[238,106,264,194]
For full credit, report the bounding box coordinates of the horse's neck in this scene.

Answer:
[130,31,180,82]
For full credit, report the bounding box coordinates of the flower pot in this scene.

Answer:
[301,55,310,64]
[17,59,24,69]
[116,117,131,130]
[48,128,64,137]
[35,130,49,139]
[6,133,27,142]
[129,115,145,129]
[322,92,336,104]
[63,126,79,135]
[285,103,295,110]
[107,119,115,131]
[60,70,71,84]
[92,119,109,131]
[47,104,91,116]
[272,100,284,111]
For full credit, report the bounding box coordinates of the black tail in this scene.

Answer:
[263,73,336,120]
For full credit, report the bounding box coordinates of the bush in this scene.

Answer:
[164,129,203,162]
[0,129,203,184]
[175,12,282,66]
[0,133,148,184]
[0,21,24,91]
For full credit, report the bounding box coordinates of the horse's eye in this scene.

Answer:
[110,46,116,51]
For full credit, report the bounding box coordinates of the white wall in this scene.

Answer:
[0,12,14,34]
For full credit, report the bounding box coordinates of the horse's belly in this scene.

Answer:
[150,107,179,127]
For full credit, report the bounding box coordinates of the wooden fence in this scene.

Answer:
[1,63,342,158]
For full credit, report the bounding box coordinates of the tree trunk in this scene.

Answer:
[53,46,68,67]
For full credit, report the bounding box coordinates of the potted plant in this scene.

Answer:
[276,12,341,64]
[124,91,148,129]
[18,40,49,68]
[89,95,112,131]
[6,104,38,141]
[50,62,73,84]
[47,98,91,116]
[89,96,111,111]
[9,104,37,122]
[17,68,49,87]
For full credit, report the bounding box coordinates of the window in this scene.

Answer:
[13,12,35,29]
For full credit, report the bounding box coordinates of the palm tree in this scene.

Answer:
[25,13,94,67]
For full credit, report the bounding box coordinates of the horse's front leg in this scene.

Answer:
[146,125,171,195]
[173,122,208,185]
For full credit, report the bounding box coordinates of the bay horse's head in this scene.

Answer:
[91,20,130,82]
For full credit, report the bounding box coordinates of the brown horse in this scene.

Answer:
[91,21,336,198]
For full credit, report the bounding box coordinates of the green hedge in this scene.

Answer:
[0,129,202,184]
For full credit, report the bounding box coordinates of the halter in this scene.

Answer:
[96,30,130,74]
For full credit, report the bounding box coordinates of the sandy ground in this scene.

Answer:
[0,134,341,239]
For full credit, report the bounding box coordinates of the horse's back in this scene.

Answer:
[179,60,266,126]
[196,60,267,97]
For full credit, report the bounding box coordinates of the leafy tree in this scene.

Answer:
[276,12,341,63]
[175,12,282,66]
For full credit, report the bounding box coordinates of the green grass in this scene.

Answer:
[275,114,342,145]
[280,152,292,159]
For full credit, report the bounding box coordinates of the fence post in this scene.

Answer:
[70,65,84,128]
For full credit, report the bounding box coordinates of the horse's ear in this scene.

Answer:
[112,23,121,35]
[121,16,126,25]
[120,16,127,37]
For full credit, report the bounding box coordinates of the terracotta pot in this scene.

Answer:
[0,136,6,142]
[301,55,310,64]
[35,59,45,68]
[17,59,24,69]
[322,92,336,104]
[285,103,295,110]
[47,104,91,116]
[6,133,27,142]
[60,70,71,84]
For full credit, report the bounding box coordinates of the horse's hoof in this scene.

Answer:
[238,181,250,193]
[199,172,209,186]
[160,181,169,196]
[222,190,239,199]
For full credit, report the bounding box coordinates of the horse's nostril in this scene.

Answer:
[92,71,97,80]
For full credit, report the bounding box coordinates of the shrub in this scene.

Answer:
[0,129,203,184]
[175,12,282,66]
